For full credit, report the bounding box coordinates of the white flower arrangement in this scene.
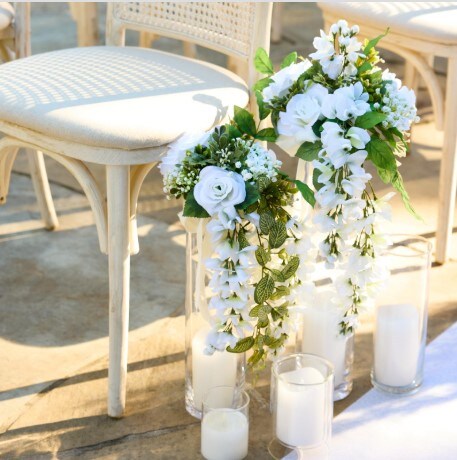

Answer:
[255,21,420,333]
[160,114,316,367]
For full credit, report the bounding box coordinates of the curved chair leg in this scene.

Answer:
[0,146,18,204]
[129,162,157,255]
[106,165,131,418]
[436,57,457,264]
[26,150,59,230]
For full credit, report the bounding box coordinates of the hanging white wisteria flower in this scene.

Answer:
[160,106,315,368]
[255,21,420,333]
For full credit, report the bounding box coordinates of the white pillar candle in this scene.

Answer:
[374,303,421,387]
[201,409,249,460]
[301,307,347,387]
[276,367,326,448]
[192,328,238,410]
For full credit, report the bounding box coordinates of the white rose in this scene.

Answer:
[193,166,246,216]
[276,83,328,154]
[159,130,211,177]
[262,60,311,103]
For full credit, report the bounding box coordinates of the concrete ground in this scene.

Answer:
[1,2,456,459]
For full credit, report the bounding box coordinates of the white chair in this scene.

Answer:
[319,2,457,264]
[0,2,272,418]
[0,2,58,229]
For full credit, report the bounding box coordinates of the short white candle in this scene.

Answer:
[201,409,249,460]
[374,303,421,387]
[301,307,347,387]
[276,367,326,448]
[192,328,238,410]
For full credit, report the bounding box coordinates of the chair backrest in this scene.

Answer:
[106,2,272,93]
[13,2,30,58]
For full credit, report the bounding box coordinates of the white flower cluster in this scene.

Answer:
[242,143,282,182]
[262,60,311,103]
[160,131,212,196]
[312,119,391,329]
[310,19,364,80]
[377,70,420,133]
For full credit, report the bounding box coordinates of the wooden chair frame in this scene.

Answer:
[0,2,272,418]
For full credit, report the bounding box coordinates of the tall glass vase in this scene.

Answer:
[297,305,354,401]
[184,229,246,419]
[371,234,431,394]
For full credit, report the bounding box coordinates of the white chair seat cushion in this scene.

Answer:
[0,2,14,31]
[320,2,457,45]
[0,46,249,150]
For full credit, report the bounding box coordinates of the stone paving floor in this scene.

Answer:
[1,2,457,459]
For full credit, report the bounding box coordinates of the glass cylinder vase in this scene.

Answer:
[269,353,333,458]
[185,231,246,419]
[297,305,354,401]
[371,234,431,394]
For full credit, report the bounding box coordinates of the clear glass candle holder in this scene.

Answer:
[269,353,334,458]
[185,232,245,419]
[296,305,354,401]
[201,386,249,460]
[371,234,432,394]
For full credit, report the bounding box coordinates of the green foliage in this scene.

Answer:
[237,181,260,211]
[255,246,271,266]
[253,76,272,92]
[259,212,275,235]
[269,221,288,248]
[296,141,322,161]
[281,256,300,280]
[182,190,210,218]
[233,106,257,137]
[295,180,316,208]
[255,128,277,142]
[355,111,387,129]
[254,275,275,304]
[281,51,298,69]
[255,90,270,121]
[363,28,389,55]
[227,336,255,353]
[254,48,274,75]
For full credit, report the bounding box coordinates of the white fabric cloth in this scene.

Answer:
[0,46,249,150]
[320,2,457,45]
[330,322,457,459]
[0,2,14,31]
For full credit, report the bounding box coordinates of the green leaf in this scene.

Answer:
[391,171,422,220]
[281,256,300,280]
[237,181,260,210]
[233,106,257,137]
[183,190,210,218]
[227,124,242,139]
[259,212,275,235]
[256,128,277,142]
[254,275,275,304]
[296,141,322,161]
[269,221,288,249]
[357,61,372,75]
[258,304,272,321]
[255,91,270,121]
[270,269,286,282]
[271,285,290,300]
[295,180,316,208]
[227,336,255,353]
[254,48,274,75]
[237,228,250,250]
[281,51,298,69]
[253,76,272,93]
[363,29,389,55]
[355,111,387,129]
[313,168,324,191]
[255,246,271,266]
[366,138,397,172]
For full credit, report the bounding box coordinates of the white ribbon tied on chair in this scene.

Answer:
[179,212,212,324]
